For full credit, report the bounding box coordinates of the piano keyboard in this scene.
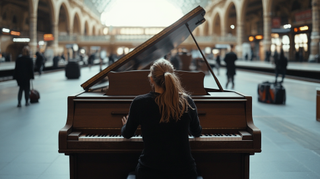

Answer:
[79,133,242,142]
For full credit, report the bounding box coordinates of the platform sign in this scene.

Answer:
[44,34,54,41]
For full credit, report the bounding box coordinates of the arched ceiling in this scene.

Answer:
[85,0,213,15]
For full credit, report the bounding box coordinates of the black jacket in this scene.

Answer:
[121,92,202,171]
[224,51,237,76]
[14,55,34,86]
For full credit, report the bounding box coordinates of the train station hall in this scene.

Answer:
[0,0,320,179]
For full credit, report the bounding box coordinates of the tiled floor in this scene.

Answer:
[0,64,319,179]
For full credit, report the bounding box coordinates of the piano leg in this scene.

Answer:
[69,154,76,179]
[192,153,250,179]
[68,153,141,179]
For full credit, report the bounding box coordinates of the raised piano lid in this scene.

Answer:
[81,6,206,91]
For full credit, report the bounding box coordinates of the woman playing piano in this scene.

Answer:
[121,59,202,179]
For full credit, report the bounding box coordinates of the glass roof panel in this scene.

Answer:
[85,0,212,15]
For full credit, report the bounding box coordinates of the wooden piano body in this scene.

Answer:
[58,6,261,179]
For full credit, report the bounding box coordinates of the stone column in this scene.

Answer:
[263,11,272,62]
[309,0,320,62]
[289,32,295,60]
[29,13,38,57]
[236,22,244,58]
[28,0,38,56]
[51,22,59,54]
[221,19,227,42]
[69,26,73,41]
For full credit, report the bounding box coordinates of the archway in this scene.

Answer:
[213,13,221,36]
[203,21,209,36]
[84,21,89,35]
[270,0,312,61]
[92,26,96,36]
[58,3,69,36]
[6,43,28,62]
[243,0,263,61]
[0,1,30,60]
[225,2,237,36]
[73,13,81,35]
[37,0,52,34]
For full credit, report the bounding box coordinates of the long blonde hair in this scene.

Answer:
[149,59,190,123]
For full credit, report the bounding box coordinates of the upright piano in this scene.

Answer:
[58,6,261,179]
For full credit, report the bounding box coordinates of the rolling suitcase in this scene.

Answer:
[29,81,40,103]
[65,61,80,79]
[258,81,286,104]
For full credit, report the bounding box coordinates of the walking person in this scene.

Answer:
[170,53,180,70]
[224,44,238,89]
[35,52,44,75]
[88,51,96,69]
[265,50,271,62]
[121,59,202,179]
[275,49,288,83]
[273,50,279,64]
[215,53,221,75]
[13,46,34,107]
[108,53,115,66]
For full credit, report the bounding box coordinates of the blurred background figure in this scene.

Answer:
[170,53,181,70]
[88,52,96,69]
[265,50,271,62]
[13,46,34,107]
[35,52,44,75]
[273,50,279,64]
[109,53,115,66]
[215,53,221,75]
[53,55,60,69]
[275,49,288,83]
[224,44,237,89]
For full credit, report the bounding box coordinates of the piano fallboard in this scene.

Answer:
[69,91,248,129]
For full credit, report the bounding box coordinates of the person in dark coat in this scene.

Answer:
[224,44,237,89]
[108,53,115,66]
[273,50,279,64]
[275,49,288,83]
[35,52,44,75]
[215,53,221,75]
[88,52,96,69]
[265,50,271,62]
[13,46,34,107]
[170,53,180,70]
[53,55,60,69]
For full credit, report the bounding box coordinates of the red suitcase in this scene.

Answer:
[30,89,40,103]
[29,81,40,103]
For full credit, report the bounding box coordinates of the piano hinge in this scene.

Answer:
[195,18,206,25]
